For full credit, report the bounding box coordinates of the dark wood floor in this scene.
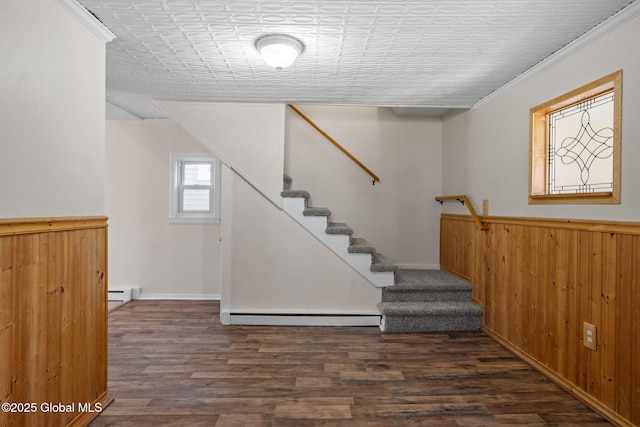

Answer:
[90,300,611,427]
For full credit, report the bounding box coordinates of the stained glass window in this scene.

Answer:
[529,70,621,204]
[548,91,614,195]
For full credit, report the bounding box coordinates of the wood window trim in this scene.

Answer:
[529,70,622,204]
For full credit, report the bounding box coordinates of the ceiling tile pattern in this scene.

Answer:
[79,0,637,118]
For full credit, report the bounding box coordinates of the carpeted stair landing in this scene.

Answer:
[281,175,482,333]
[379,269,482,333]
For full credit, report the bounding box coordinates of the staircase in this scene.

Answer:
[378,269,482,333]
[281,175,482,333]
[281,175,396,288]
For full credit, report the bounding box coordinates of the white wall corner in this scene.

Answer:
[55,0,116,42]
[153,101,285,207]
[106,101,141,120]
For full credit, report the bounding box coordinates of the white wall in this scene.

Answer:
[156,101,285,205]
[285,106,443,269]
[442,14,640,221]
[106,120,221,298]
[0,0,106,218]
[155,102,385,318]
[221,165,381,316]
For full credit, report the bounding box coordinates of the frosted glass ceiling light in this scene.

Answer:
[256,34,303,70]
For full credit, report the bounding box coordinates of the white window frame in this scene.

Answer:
[169,153,221,224]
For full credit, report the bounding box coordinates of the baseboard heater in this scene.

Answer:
[108,287,133,302]
[228,313,382,327]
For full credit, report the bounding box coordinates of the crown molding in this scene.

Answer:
[55,0,116,42]
[473,1,640,110]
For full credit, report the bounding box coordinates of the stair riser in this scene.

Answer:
[282,195,394,287]
[381,314,482,333]
[394,270,468,285]
[381,289,472,303]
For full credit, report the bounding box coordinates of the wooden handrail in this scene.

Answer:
[287,104,380,184]
[435,195,488,231]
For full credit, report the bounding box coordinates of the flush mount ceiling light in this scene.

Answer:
[256,34,303,70]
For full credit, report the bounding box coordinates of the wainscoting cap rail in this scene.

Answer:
[0,216,109,236]
[435,195,488,231]
[287,104,380,185]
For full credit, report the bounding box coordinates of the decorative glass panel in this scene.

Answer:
[529,70,621,205]
[548,91,614,195]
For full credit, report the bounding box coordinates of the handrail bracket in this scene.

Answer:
[435,195,488,231]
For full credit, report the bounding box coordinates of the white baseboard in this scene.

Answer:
[138,293,221,300]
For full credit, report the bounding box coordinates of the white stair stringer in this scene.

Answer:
[282,196,394,288]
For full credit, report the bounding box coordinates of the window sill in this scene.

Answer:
[528,192,619,205]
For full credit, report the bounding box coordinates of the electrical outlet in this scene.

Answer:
[482,199,489,216]
[583,321,597,351]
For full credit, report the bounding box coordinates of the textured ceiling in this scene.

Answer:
[79,0,637,119]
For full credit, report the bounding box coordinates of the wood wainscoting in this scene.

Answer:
[0,217,109,427]
[440,214,640,427]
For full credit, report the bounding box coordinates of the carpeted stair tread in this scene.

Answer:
[281,189,310,200]
[387,270,472,299]
[382,281,472,303]
[326,222,353,235]
[348,237,376,254]
[304,207,331,217]
[371,252,397,272]
[378,301,481,316]
[394,269,469,286]
[379,269,482,332]
[390,280,471,291]
[378,301,482,333]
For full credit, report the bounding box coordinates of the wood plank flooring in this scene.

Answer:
[89,300,611,426]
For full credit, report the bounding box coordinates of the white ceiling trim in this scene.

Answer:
[472,0,640,110]
[55,0,116,42]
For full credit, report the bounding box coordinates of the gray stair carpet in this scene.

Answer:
[281,175,481,333]
[281,176,396,276]
[378,269,482,333]
[283,174,293,190]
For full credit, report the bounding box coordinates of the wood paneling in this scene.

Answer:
[0,217,108,427]
[440,214,640,427]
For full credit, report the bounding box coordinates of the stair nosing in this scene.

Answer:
[303,207,331,217]
[348,245,376,254]
[281,189,310,199]
[378,301,483,316]
[326,222,354,236]
[386,282,472,291]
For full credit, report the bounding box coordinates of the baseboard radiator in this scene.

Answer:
[108,286,133,302]
[224,311,382,327]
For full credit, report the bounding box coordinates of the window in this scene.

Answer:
[529,70,622,204]
[170,154,220,223]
